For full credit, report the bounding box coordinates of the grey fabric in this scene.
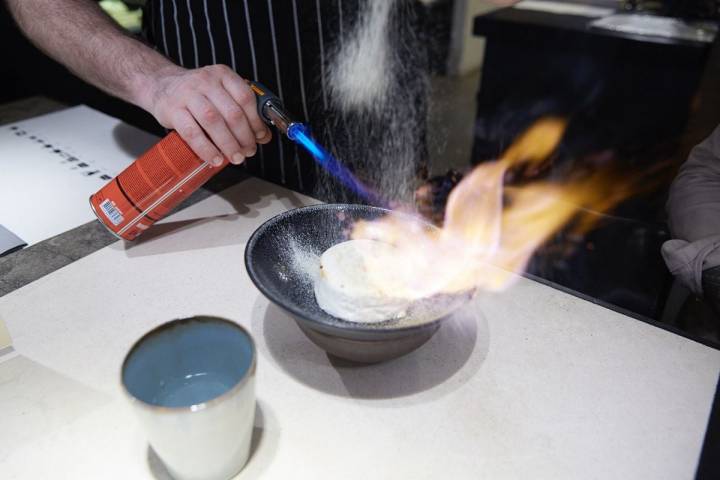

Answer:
[662,236,720,295]
[663,125,720,295]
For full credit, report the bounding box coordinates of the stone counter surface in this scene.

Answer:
[1,176,718,479]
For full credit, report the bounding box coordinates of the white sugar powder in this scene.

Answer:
[327,0,394,113]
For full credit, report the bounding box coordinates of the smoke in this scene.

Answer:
[315,0,430,206]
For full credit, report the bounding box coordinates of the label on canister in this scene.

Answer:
[90,131,226,241]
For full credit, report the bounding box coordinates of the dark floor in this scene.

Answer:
[427,72,481,175]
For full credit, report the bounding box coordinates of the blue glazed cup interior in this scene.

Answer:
[122,317,255,408]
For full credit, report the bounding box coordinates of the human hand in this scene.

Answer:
[139,64,272,166]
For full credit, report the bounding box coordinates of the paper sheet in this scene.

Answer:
[0,224,26,257]
[0,106,159,246]
[514,0,614,18]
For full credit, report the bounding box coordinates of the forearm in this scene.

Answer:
[6,0,177,110]
[7,0,271,166]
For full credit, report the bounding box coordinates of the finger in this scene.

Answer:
[172,108,223,166]
[221,74,271,141]
[255,127,273,145]
[205,87,257,158]
[187,95,245,165]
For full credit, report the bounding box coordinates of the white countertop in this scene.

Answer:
[1,177,718,479]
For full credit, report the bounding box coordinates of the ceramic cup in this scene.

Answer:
[121,316,256,480]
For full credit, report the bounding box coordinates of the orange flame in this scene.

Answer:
[350,117,637,298]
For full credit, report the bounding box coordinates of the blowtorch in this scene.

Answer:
[248,81,382,206]
[90,80,382,241]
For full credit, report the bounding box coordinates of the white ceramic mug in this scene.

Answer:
[121,316,256,480]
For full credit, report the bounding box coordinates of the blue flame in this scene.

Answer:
[287,123,383,206]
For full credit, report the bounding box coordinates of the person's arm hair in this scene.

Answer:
[6,0,271,165]
[6,0,168,111]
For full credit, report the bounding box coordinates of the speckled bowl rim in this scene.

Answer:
[120,316,256,413]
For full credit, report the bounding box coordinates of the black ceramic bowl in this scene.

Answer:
[244,204,472,363]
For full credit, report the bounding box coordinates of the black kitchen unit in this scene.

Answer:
[472,5,718,323]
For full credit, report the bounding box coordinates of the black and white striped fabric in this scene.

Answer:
[142,0,429,203]
[142,0,348,197]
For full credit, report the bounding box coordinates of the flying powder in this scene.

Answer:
[315,0,430,206]
[326,0,394,113]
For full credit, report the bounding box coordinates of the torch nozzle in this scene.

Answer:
[248,80,387,207]
[262,102,296,135]
[248,81,298,136]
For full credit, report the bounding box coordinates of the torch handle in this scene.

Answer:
[248,81,298,135]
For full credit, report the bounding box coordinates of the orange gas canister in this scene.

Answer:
[90,131,228,241]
